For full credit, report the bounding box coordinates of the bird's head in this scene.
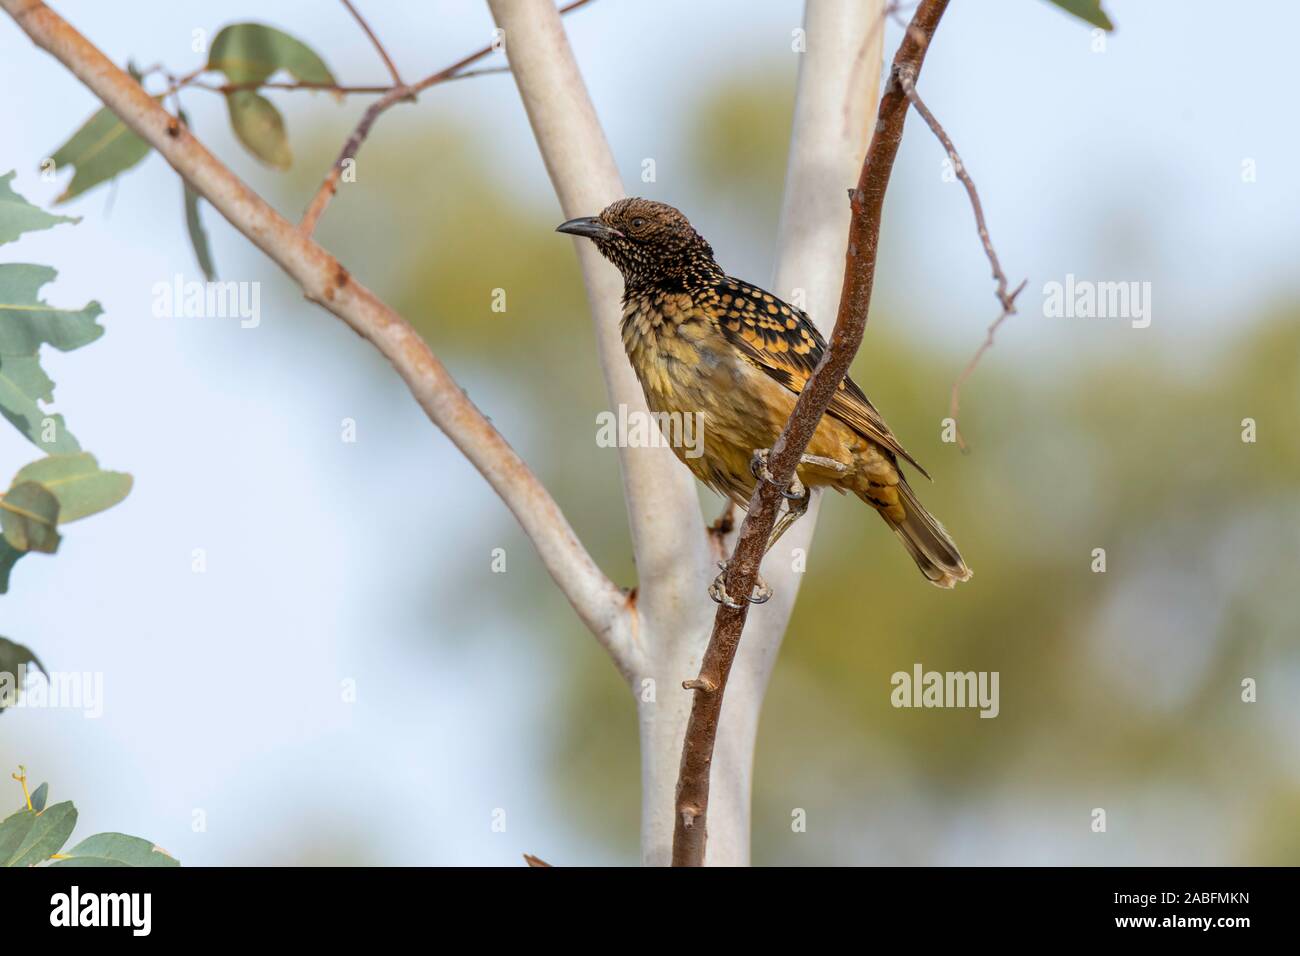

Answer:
[556,198,719,290]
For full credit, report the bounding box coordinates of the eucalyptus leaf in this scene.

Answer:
[0,263,105,355]
[0,635,45,680]
[0,635,46,713]
[0,355,79,453]
[226,91,292,169]
[0,481,61,553]
[183,184,217,280]
[1,800,76,866]
[14,453,132,523]
[1044,0,1114,30]
[177,112,217,281]
[0,539,24,594]
[52,832,180,868]
[0,264,102,451]
[0,171,78,246]
[208,23,336,86]
[48,105,151,204]
[0,808,36,863]
[28,783,48,813]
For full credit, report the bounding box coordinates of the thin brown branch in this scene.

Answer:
[299,0,595,237]
[948,276,1028,448]
[670,0,952,867]
[707,501,738,564]
[0,0,641,679]
[192,79,396,95]
[895,71,1025,452]
[340,0,404,86]
[522,853,552,867]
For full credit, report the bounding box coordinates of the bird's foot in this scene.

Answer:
[708,560,773,609]
[749,448,807,500]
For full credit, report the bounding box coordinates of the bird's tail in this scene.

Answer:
[857,477,972,588]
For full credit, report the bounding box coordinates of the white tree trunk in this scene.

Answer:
[491,0,886,866]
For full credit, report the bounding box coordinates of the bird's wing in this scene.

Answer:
[708,278,930,478]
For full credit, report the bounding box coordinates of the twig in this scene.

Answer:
[669,0,952,867]
[299,0,595,237]
[895,70,1025,452]
[522,853,552,867]
[0,0,642,681]
[947,278,1027,448]
[340,0,404,86]
[191,79,396,94]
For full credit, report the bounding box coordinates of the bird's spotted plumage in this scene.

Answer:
[558,198,971,588]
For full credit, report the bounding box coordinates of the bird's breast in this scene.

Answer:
[621,293,735,405]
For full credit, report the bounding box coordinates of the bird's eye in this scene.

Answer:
[630,217,646,230]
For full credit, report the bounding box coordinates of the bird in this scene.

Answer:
[557,198,971,604]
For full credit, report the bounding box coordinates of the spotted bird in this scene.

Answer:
[558,198,971,594]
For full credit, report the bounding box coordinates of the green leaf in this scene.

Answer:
[28,783,48,813]
[0,808,36,863]
[208,23,336,87]
[0,264,103,452]
[52,832,180,868]
[0,539,25,594]
[48,105,151,204]
[177,111,217,281]
[0,263,105,354]
[0,354,79,453]
[0,800,76,866]
[0,635,45,679]
[0,481,61,553]
[13,453,132,523]
[0,636,46,712]
[183,184,217,280]
[1044,0,1114,30]
[226,91,292,169]
[0,171,78,246]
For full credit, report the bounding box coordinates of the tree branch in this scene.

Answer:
[0,0,642,680]
[299,0,596,237]
[340,0,405,86]
[670,0,952,867]
[895,71,1026,451]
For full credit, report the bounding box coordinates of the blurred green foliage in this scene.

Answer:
[274,68,1298,865]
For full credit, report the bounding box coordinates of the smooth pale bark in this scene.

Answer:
[493,0,886,865]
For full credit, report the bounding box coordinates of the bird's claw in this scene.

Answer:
[749,448,775,483]
[708,561,772,608]
[749,448,805,500]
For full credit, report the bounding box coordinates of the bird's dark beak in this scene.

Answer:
[556,216,622,241]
